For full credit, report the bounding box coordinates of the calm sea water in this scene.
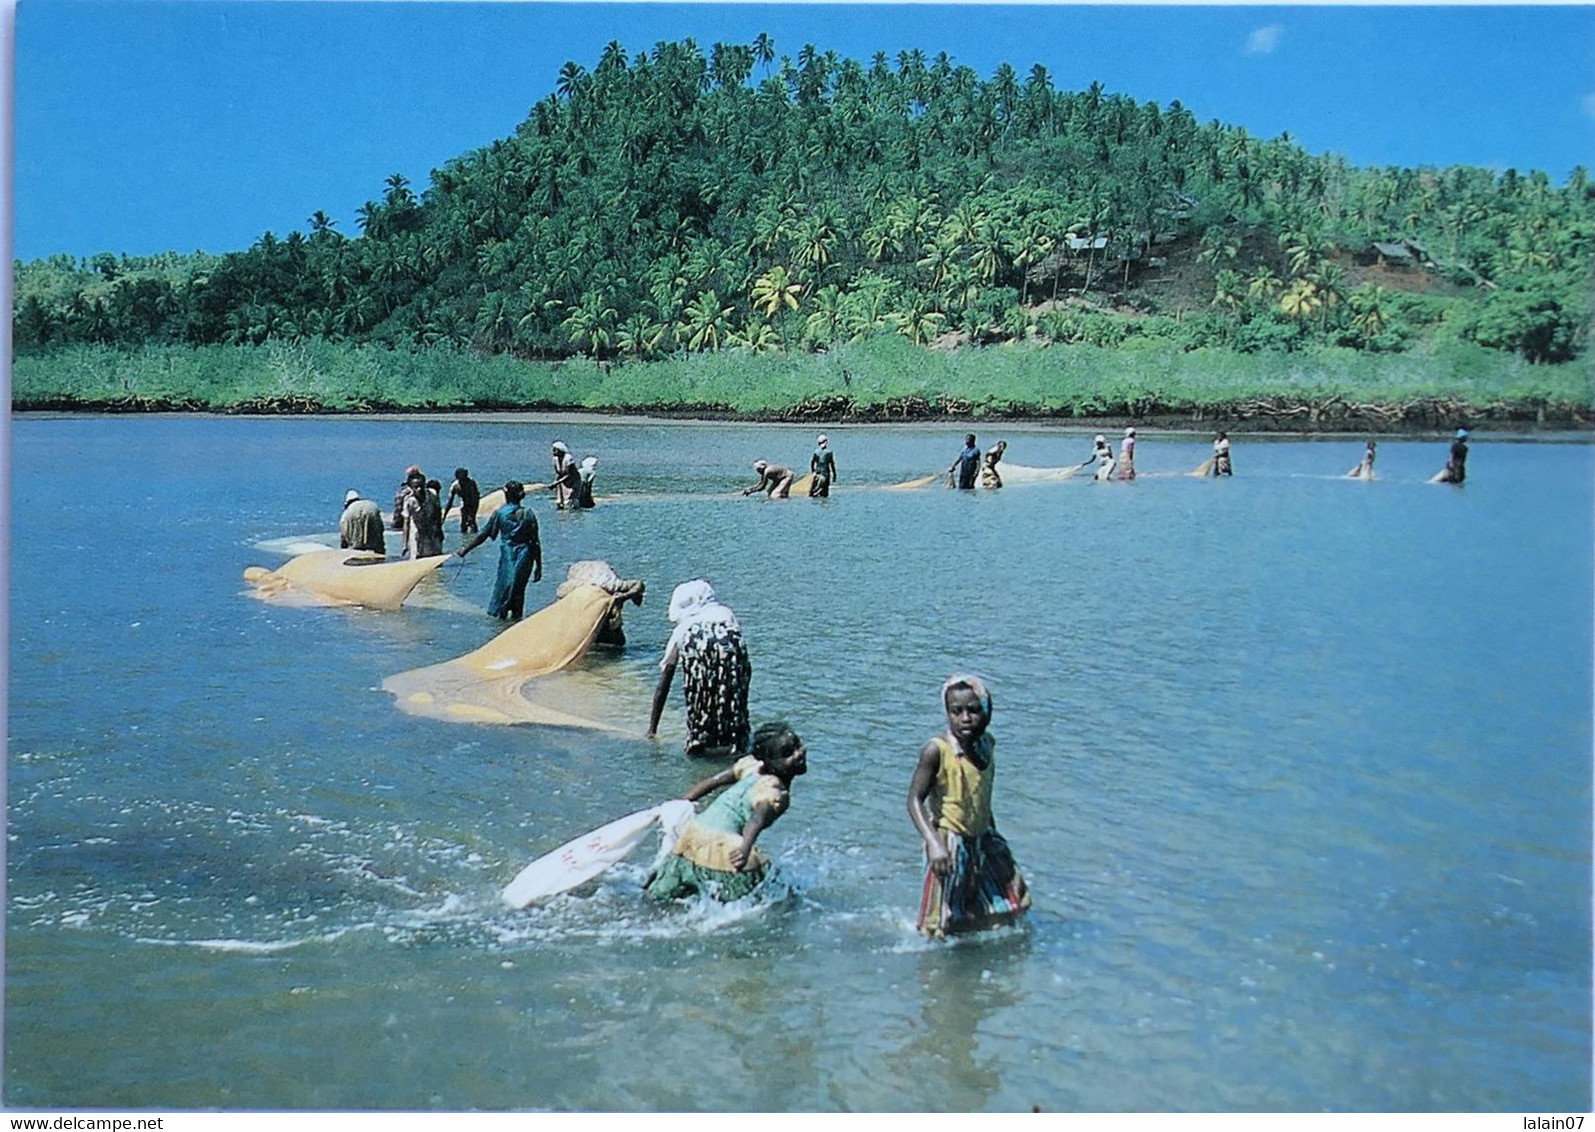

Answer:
[6,415,1591,1112]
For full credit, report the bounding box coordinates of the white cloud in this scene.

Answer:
[1582,93,1595,121]
[1244,24,1284,56]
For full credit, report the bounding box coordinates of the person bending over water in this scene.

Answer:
[644,721,807,903]
[1434,428,1469,484]
[908,675,1031,938]
[743,460,794,499]
[948,434,982,490]
[574,456,598,509]
[648,580,753,757]
[339,490,387,555]
[981,440,1008,489]
[455,480,542,620]
[1347,441,1377,480]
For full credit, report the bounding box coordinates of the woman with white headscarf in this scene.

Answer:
[647,580,753,757]
[907,674,1031,937]
[550,440,580,509]
[574,455,598,509]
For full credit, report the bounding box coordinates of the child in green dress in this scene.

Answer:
[645,722,807,902]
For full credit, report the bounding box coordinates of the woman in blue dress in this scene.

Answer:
[455,480,542,620]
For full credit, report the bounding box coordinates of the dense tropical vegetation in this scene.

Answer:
[13,36,1593,419]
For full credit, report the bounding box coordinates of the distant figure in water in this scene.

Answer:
[644,721,807,903]
[339,490,387,555]
[1117,427,1137,480]
[574,456,598,509]
[401,469,444,559]
[551,441,580,509]
[1434,428,1469,484]
[426,480,447,546]
[1347,441,1377,481]
[809,434,837,498]
[455,480,542,620]
[392,464,422,533]
[1085,434,1116,481]
[981,440,1008,489]
[908,675,1030,938]
[1212,431,1232,476]
[648,579,752,757]
[743,460,794,499]
[446,467,481,536]
[948,434,982,490]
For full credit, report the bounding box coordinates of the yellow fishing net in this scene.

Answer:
[381,582,645,731]
[243,549,450,611]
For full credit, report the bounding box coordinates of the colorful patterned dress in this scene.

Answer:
[665,615,752,756]
[917,733,1031,937]
[645,757,787,902]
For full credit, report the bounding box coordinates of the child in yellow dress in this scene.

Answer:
[908,675,1031,937]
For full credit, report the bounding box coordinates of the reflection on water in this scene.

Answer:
[6,416,1592,1111]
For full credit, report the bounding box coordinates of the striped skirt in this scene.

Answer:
[918,827,1031,938]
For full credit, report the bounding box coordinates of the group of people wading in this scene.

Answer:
[330,420,1475,938]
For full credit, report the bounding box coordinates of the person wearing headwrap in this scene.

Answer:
[1435,428,1469,484]
[809,435,837,498]
[981,439,1008,489]
[401,468,444,559]
[556,560,644,645]
[1081,434,1115,481]
[647,580,753,757]
[1117,427,1138,481]
[907,675,1031,937]
[574,455,598,509]
[742,459,794,499]
[644,721,807,903]
[455,480,542,620]
[550,441,581,509]
[339,489,387,555]
[1212,431,1232,477]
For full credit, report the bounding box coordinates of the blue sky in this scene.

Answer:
[12,2,1595,261]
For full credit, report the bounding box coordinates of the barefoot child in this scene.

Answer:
[908,675,1031,937]
[645,722,808,902]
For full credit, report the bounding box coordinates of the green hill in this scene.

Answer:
[12,37,1594,422]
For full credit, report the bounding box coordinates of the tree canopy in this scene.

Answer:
[14,37,1593,366]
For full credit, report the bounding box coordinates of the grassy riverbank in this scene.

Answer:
[11,338,1592,429]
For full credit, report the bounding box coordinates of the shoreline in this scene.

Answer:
[11,394,1592,436]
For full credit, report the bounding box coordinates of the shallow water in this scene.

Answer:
[7,415,1591,1111]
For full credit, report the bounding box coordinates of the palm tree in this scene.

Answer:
[1211,268,1246,313]
[750,265,802,318]
[561,290,618,356]
[1278,278,1322,322]
[752,33,775,77]
[684,290,734,350]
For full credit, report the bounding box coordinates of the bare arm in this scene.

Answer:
[530,527,542,583]
[742,471,770,496]
[646,659,676,738]
[730,800,784,871]
[907,741,951,875]
[683,767,736,803]
[456,526,492,558]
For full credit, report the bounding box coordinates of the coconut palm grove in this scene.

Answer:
[12,37,1594,423]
